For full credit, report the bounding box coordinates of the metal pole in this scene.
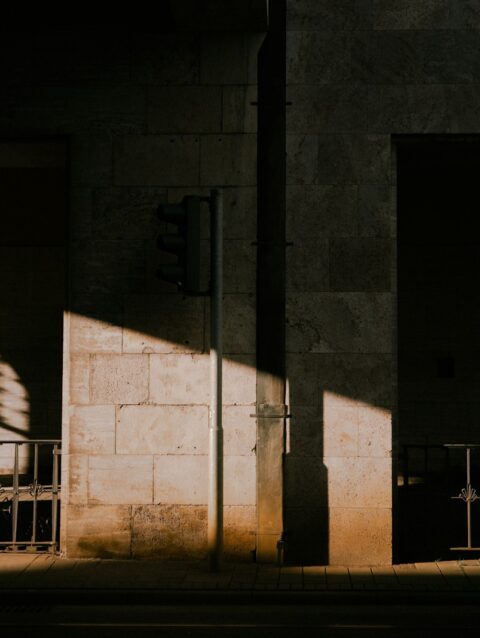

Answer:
[208,188,223,571]
[467,447,472,549]
[51,443,59,552]
[12,443,19,546]
[31,443,39,544]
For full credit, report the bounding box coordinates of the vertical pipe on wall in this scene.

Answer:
[208,189,223,571]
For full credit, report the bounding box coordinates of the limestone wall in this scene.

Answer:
[285,0,480,565]
[0,26,262,559]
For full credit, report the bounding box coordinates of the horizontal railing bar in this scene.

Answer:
[0,440,61,445]
[0,541,56,546]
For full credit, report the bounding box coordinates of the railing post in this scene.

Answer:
[51,443,59,552]
[31,443,39,545]
[12,443,19,545]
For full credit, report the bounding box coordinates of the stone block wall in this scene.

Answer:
[0,26,262,559]
[285,0,480,565]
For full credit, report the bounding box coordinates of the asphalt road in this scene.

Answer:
[2,601,480,637]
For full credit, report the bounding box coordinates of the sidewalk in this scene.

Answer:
[1,554,480,602]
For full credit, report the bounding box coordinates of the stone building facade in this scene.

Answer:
[1,2,480,565]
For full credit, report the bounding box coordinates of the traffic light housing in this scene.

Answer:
[156,195,201,294]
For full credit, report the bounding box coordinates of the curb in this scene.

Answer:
[2,587,480,606]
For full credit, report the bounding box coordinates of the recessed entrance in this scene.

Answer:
[397,137,480,562]
[0,140,67,551]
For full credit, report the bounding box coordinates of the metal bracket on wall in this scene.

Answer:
[250,404,291,419]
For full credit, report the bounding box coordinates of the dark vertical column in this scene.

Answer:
[255,0,287,563]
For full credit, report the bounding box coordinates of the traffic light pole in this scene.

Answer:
[208,189,223,571]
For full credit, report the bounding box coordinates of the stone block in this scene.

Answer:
[329,507,392,565]
[224,456,256,505]
[286,237,329,292]
[423,31,480,84]
[447,85,480,133]
[221,187,256,240]
[329,238,392,292]
[200,33,248,85]
[123,294,205,354]
[223,405,256,456]
[70,187,92,239]
[287,31,352,84]
[68,454,88,505]
[284,506,328,564]
[92,187,166,240]
[317,354,393,410]
[116,405,208,454]
[70,239,146,303]
[148,86,222,134]
[69,354,90,405]
[351,30,421,84]
[224,505,256,558]
[368,85,450,135]
[221,294,256,354]
[150,354,209,405]
[286,292,393,353]
[325,457,392,508]
[200,135,256,186]
[323,405,359,457]
[154,454,255,506]
[358,185,394,238]
[450,0,480,28]
[69,405,115,454]
[224,240,256,293]
[358,405,392,457]
[222,85,257,133]
[223,355,256,405]
[284,456,329,509]
[286,135,318,185]
[287,185,358,239]
[88,455,153,505]
[65,504,131,559]
[287,84,368,134]
[317,134,391,185]
[70,314,122,354]
[150,353,255,406]
[132,504,207,559]
[113,136,200,186]
[131,33,200,85]
[372,0,450,29]
[90,354,149,404]
[154,454,208,504]
[69,135,112,187]
[287,406,323,457]
[287,0,373,30]
[286,354,319,406]
[69,84,145,118]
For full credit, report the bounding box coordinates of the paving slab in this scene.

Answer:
[1,553,480,600]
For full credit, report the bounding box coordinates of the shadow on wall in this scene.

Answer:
[285,356,392,565]
[0,137,395,564]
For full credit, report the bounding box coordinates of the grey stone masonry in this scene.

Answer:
[0,25,262,561]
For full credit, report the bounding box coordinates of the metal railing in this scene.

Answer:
[444,443,480,551]
[398,443,480,560]
[0,440,61,553]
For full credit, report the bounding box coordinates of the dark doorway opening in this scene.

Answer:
[397,137,480,562]
[0,140,67,550]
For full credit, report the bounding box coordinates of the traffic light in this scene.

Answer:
[156,195,201,294]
